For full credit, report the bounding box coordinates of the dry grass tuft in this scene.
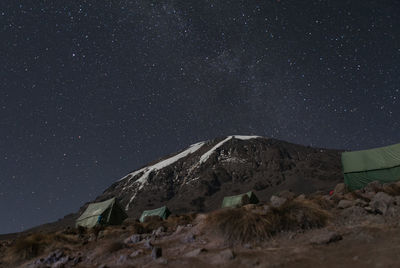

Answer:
[95,240,125,257]
[103,240,125,253]
[9,232,65,260]
[165,214,196,231]
[11,233,48,260]
[272,200,330,231]
[205,208,276,244]
[204,199,330,244]
[141,216,165,233]
[308,195,335,210]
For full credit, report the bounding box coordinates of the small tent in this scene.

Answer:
[76,197,127,228]
[139,206,171,222]
[342,143,400,190]
[221,191,259,208]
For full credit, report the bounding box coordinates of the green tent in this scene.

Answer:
[76,197,127,228]
[139,206,171,223]
[342,143,400,190]
[221,191,259,208]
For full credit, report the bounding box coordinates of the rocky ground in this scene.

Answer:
[2,180,400,267]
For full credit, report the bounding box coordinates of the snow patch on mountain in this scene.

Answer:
[123,141,205,209]
[199,135,261,164]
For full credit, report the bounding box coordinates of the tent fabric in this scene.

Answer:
[139,206,171,222]
[344,165,400,191]
[221,191,259,208]
[76,197,127,228]
[342,143,400,173]
[342,143,400,190]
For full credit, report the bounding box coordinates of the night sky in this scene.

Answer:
[1,0,400,234]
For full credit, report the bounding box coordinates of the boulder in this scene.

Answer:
[182,233,196,243]
[270,195,287,208]
[364,181,383,193]
[354,199,368,207]
[129,249,144,258]
[295,194,306,202]
[219,249,235,260]
[340,206,368,224]
[337,200,354,209]
[184,248,207,257]
[211,249,235,264]
[153,226,166,236]
[144,239,154,249]
[278,190,296,200]
[382,183,400,196]
[310,230,342,245]
[334,183,347,195]
[124,234,142,244]
[370,192,394,215]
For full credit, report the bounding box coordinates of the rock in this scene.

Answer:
[385,205,400,218]
[295,194,306,201]
[98,265,108,268]
[144,239,154,249]
[343,193,356,201]
[310,230,342,245]
[374,192,394,205]
[219,249,235,261]
[117,255,128,264]
[184,248,207,257]
[153,226,166,236]
[270,195,287,208]
[278,190,296,200]
[211,249,235,264]
[129,249,144,258]
[370,192,394,214]
[124,234,142,244]
[364,206,374,213]
[364,181,383,193]
[354,199,368,207]
[334,183,347,195]
[394,196,400,205]
[151,247,162,259]
[155,257,168,264]
[88,233,97,242]
[337,200,354,209]
[369,199,386,215]
[382,183,400,196]
[72,256,82,265]
[243,243,253,249]
[182,233,196,243]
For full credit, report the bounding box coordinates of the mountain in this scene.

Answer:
[94,135,343,218]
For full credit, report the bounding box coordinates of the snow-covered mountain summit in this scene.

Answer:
[96,135,342,217]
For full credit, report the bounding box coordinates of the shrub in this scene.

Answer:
[205,208,276,244]
[204,199,330,245]
[142,216,165,233]
[273,200,330,231]
[165,214,196,231]
[10,233,50,260]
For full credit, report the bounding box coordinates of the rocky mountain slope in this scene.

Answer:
[4,180,400,268]
[96,135,343,218]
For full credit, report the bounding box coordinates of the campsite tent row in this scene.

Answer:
[76,142,400,228]
[76,191,259,228]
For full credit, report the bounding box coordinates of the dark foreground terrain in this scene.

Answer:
[2,180,400,268]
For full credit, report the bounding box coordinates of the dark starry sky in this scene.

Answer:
[1,0,400,234]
